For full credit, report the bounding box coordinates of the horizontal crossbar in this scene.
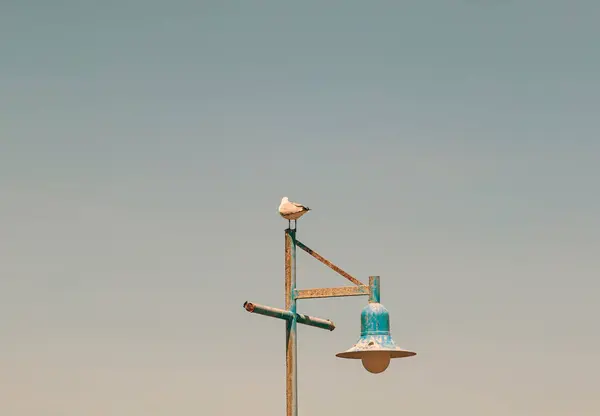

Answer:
[243,301,335,331]
[294,285,370,299]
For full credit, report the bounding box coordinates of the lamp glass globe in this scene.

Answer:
[361,352,391,374]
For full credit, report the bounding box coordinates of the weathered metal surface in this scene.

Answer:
[243,301,335,331]
[360,302,390,336]
[336,333,417,359]
[368,276,380,303]
[285,230,293,310]
[295,239,365,286]
[296,312,335,331]
[243,301,291,320]
[294,285,369,299]
[337,302,416,360]
[285,229,297,416]
[285,321,296,416]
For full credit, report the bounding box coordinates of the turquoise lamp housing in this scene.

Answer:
[336,281,416,373]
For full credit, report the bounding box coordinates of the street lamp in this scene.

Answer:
[244,228,416,416]
[336,290,416,373]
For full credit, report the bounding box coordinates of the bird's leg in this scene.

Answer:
[288,219,291,230]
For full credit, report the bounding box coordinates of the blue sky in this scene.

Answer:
[1,1,599,415]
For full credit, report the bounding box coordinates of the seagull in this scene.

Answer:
[278,196,310,230]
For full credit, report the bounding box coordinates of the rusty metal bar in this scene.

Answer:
[294,285,369,299]
[295,239,365,286]
[244,301,290,320]
[296,311,335,331]
[285,229,297,416]
[243,301,336,331]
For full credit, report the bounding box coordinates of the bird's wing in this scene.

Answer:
[291,202,309,210]
[279,202,303,215]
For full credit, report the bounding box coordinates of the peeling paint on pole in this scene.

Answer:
[369,276,381,303]
[285,229,297,416]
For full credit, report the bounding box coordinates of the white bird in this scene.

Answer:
[278,196,311,230]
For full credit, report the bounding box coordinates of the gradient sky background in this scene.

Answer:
[1,1,599,415]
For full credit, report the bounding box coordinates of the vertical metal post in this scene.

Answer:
[285,229,297,416]
[369,276,380,303]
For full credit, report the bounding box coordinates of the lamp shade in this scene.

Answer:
[336,302,416,373]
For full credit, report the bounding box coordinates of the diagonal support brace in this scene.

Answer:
[295,240,365,286]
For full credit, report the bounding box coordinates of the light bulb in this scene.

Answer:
[361,352,391,374]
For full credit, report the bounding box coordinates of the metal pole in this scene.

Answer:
[285,229,297,416]
[369,276,380,303]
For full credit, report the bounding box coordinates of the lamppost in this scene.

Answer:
[244,228,416,416]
